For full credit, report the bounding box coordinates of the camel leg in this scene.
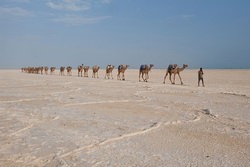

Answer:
[169,74,173,84]
[117,72,120,80]
[172,74,176,84]
[143,73,147,82]
[142,73,145,82]
[139,71,141,82]
[144,73,147,82]
[146,73,149,82]
[122,73,125,80]
[178,73,183,84]
[111,72,113,79]
[163,72,168,84]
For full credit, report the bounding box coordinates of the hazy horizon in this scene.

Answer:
[1,0,250,69]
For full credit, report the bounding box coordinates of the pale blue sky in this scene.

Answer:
[1,0,250,69]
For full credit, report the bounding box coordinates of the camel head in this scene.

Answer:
[67,66,72,72]
[149,64,154,70]
[78,65,83,69]
[92,65,99,71]
[183,64,188,68]
[107,65,114,70]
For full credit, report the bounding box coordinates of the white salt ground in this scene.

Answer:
[0,69,250,166]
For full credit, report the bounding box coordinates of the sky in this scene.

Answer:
[0,0,250,69]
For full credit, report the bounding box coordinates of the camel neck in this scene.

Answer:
[178,66,186,72]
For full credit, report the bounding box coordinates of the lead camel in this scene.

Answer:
[163,64,188,85]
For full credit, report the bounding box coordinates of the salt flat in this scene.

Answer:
[0,69,250,166]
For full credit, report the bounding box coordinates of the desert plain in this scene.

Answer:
[0,69,250,166]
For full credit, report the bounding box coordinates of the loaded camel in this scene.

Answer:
[117,65,129,80]
[83,66,90,77]
[66,66,72,76]
[139,64,154,82]
[34,67,39,74]
[92,65,100,78]
[50,67,56,75]
[163,64,188,85]
[105,65,115,79]
[60,67,65,75]
[39,67,44,74]
[78,64,84,77]
[44,67,49,75]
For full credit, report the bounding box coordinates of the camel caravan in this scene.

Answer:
[22,63,188,84]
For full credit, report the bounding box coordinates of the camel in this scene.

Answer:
[39,67,44,74]
[139,64,154,82]
[78,64,84,77]
[34,67,40,74]
[50,67,56,75]
[92,65,100,78]
[66,66,72,76]
[163,64,188,85]
[60,67,65,75]
[44,67,49,75]
[117,65,129,80]
[83,66,90,77]
[163,64,177,84]
[27,67,33,73]
[105,65,115,79]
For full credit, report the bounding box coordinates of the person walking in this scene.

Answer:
[198,68,205,87]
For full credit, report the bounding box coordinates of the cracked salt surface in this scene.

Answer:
[0,69,250,166]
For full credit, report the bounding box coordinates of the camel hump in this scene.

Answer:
[140,64,147,70]
[140,65,145,70]
[118,65,122,71]
[168,64,174,71]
